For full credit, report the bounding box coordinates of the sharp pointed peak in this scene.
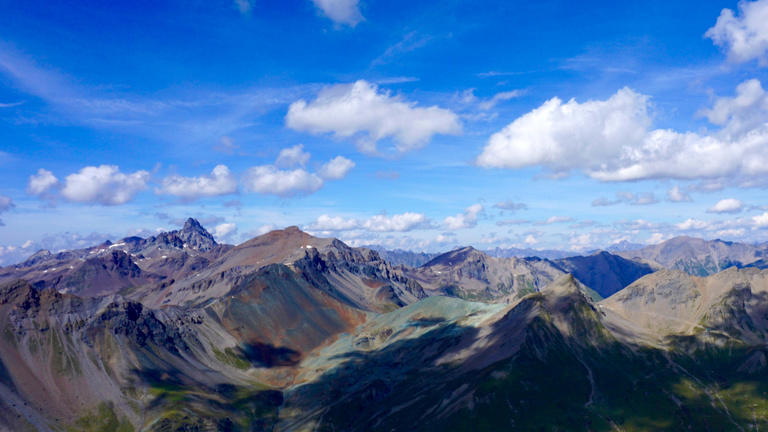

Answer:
[183,217,205,231]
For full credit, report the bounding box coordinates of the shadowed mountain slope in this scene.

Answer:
[554,251,655,298]
[280,274,768,431]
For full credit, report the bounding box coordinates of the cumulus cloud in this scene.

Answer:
[27,168,59,196]
[309,215,361,231]
[477,88,650,174]
[242,165,323,197]
[592,192,658,207]
[707,198,744,213]
[647,232,671,244]
[700,79,768,137]
[318,156,355,179]
[213,222,237,241]
[276,144,311,168]
[61,165,149,205]
[676,218,710,231]
[0,195,13,226]
[754,212,768,227]
[311,0,363,26]
[157,165,237,200]
[706,0,768,65]
[477,80,768,182]
[667,186,692,202]
[493,200,527,211]
[286,80,461,154]
[570,233,593,251]
[308,212,429,232]
[443,204,483,230]
[242,146,351,197]
[362,213,428,232]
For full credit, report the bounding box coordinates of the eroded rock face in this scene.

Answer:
[93,300,198,354]
[405,246,566,301]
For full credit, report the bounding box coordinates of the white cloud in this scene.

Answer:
[242,165,323,197]
[213,222,237,240]
[647,232,670,244]
[717,228,746,238]
[318,156,355,179]
[706,0,768,65]
[27,168,59,195]
[700,79,768,137]
[362,213,428,232]
[308,212,429,233]
[443,204,483,230]
[707,198,744,214]
[276,144,311,168]
[753,212,768,227]
[61,165,149,205]
[256,224,276,235]
[242,146,351,197]
[524,234,538,246]
[311,0,363,26]
[477,81,768,182]
[667,186,692,202]
[310,215,361,231]
[157,165,237,200]
[676,218,710,230]
[477,88,650,174]
[570,233,593,251]
[286,80,461,154]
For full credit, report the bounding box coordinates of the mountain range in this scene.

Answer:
[1,219,768,431]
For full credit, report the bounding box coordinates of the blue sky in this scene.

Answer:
[1,0,768,263]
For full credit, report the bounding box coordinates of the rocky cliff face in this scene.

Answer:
[406,246,566,301]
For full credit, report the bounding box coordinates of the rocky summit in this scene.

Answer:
[1,221,768,431]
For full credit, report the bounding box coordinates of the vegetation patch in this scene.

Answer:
[68,402,134,432]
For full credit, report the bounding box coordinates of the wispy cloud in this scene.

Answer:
[371,31,434,66]
[0,45,305,147]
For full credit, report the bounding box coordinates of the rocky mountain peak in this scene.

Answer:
[182,217,205,232]
[20,249,52,267]
[177,218,217,252]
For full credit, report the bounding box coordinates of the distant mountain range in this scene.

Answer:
[1,220,768,430]
[617,235,768,276]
